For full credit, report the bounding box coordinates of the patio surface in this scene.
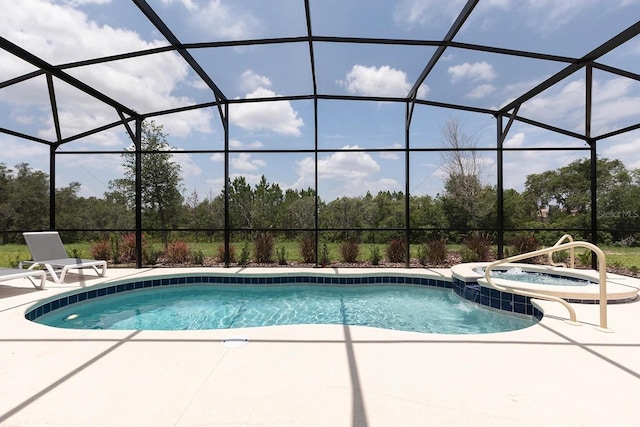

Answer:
[1,267,639,427]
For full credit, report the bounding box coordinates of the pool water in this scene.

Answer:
[34,284,537,334]
[476,267,595,286]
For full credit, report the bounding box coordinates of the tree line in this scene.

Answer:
[1,121,639,247]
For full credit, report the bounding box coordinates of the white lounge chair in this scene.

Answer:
[0,268,47,289]
[20,231,107,284]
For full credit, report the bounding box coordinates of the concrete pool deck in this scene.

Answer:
[1,267,639,427]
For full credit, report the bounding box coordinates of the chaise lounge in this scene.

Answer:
[0,268,47,289]
[19,231,107,284]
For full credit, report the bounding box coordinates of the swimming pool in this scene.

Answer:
[27,274,539,334]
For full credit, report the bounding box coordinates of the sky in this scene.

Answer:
[1,0,640,202]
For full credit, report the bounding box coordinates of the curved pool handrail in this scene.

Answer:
[484,241,610,332]
[547,234,575,269]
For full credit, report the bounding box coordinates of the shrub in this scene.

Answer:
[239,242,251,266]
[385,238,406,263]
[9,255,21,268]
[277,246,287,265]
[253,232,274,263]
[110,234,120,264]
[425,239,447,265]
[119,232,139,263]
[416,244,427,266]
[164,241,191,264]
[551,249,569,265]
[463,231,493,262]
[216,243,236,263]
[143,248,162,265]
[576,250,592,267]
[510,233,539,257]
[192,250,204,265]
[298,233,316,263]
[459,247,479,263]
[69,247,82,258]
[319,242,331,266]
[340,238,360,263]
[90,240,111,261]
[369,245,381,266]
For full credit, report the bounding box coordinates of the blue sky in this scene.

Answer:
[1,0,640,201]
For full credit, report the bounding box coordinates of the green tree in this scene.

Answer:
[252,175,284,228]
[364,191,405,242]
[502,188,536,229]
[227,176,253,229]
[0,163,14,243]
[522,157,640,243]
[101,189,135,230]
[55,182,83,230]
[281,187,316,237]
[319,196,366,241]
[409,194,448,239]
[10,163,49,233]
[183,190,225,240]
[108,120,184,247]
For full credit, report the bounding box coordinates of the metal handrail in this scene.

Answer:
[484,241,610,331]
[547,234,575,268]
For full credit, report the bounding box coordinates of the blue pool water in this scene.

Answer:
[475,267,595,286]
[34,284,537,334]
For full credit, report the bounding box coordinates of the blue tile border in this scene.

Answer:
[452,277,544,320]
[25,273,543,322]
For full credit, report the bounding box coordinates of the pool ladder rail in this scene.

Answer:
[481,236,612,333]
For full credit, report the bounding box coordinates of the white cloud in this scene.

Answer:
[519,79,584,125]
[395,0,604,37]
[193,0,261,39]
[230,153,266,172]
[448,61,496,83]
[315,146,381,179]
[503,132,526,148]
[291,146,402,199]
[394,0,465,28]
[9,110,35,125]
[240,70,272,92]
[591,78,640,134]
[62,0,111,5]
[231,87,304,136]
[600,133,640,169]
[230,138,264,149]
[379,143,403,160]
[0,135,49,166]
[525,0,599,33]
[467,84,496,99]
[158,0,197,11]
[337,65,428,98]
[0,0,212,144]
[517,76,640,135]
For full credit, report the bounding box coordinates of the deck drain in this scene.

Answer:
[221,335,249,348]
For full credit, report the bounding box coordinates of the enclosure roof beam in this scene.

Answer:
[0,36,141,119]
[498,21,640,115]
[407,0,479,101]
[0,127,51,145]
[132,0,227,103]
